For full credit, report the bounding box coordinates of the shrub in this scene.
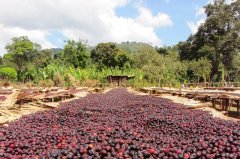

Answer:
[53,73,65,87]
[38,79,54,87]
[0,67,17,81]
[81,79,100,87]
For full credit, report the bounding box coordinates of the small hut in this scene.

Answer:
[106,75,134,86]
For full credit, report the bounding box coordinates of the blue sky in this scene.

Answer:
[0,0,212,55]
[116,0,207,46]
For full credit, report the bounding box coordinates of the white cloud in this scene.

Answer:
[195,7,205,17]
[0,24,56,55]
[136,7,173,28]
[187,5,206,34]
[187,19,205,34]
[187,19,206,35]
[208,0,236,4]
[0,0,172,55]
[62,17,162,46]
[225,0,235,4]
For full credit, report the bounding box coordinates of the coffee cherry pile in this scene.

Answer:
[0,88,239,158]
[0,95,6,101]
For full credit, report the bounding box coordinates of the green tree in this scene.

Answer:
[132,44,159,68]
[0,56,2,65]
[157,47,169,55]
[62,40,89,68]
[191,58,212,83]
[34,49,54,68]
[141,52,164,83]
[179,0,240,81]
[4,36,40,80]
[91,42,131,69]
[0,67,17,80]
[1,54,17,70]
[231,52,240,81]
[116,52,132,69]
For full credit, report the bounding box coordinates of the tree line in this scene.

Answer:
[178,0,240,83]
[0,0,239,87]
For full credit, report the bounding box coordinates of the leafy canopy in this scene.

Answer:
[4,36,40,79]
[91,42,131,69]
[0,67,17,80]
[62,40,89,68]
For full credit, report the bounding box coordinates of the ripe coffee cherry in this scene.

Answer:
[0,88,239,158]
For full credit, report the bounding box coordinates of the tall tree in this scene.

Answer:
[62,40,89,68]
[91,42,131,69]
[4,36,40,80]
[0,56,2,65]
[157,47,169,56]
[34,49,54,68]
[179,0,240,81]
[132,44,159,68]
[191,58,212,83]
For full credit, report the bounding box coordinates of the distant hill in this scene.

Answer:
[117,41,157,54]
[51,48,63,52]
[50,46,93,56]
[82,42,157,55]
[48,48,63,59]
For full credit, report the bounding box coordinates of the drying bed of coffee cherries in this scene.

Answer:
[0,88,240,159]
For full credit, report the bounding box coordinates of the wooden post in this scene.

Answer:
[237,100,240,118]
[229,99,233,111]
[220,98,223,111]
[212,98,216,108]
[226,98,230,111]
[221,98,227,111]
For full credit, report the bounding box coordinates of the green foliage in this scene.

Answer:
[0,56,2,65]
[130,43,188,86]
[91,42,131,69]
[0,67,17,80]
[132,43,159,68]
[190,58,212,83]
[32,63,143,87]
[157,47,169,55]
[117,42,147,54]
[1,2,239,89]
[4,36,40,80]
[178,0,240,81]
[62,40,89,68]
[232,52,240,81]
[34,49,54,68]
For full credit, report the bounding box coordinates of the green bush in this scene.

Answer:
[0,67,17,80]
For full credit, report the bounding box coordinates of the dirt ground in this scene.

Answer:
[103,87,113,94]
[0,89,19,108]
[128,87,240,122]
[128,87,207,108]
[148,87,240,96]
[0,87,90,125]
[160,94,239,121]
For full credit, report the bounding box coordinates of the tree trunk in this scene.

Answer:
[17,69,21,81]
